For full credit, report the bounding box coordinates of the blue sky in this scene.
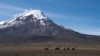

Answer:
[0,0,100,35]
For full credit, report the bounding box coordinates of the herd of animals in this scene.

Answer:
[44,45,76,51]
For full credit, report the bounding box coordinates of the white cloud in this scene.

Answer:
[0,4,24,11]
[44,11,99,24]
[0,4,85,21]
[80,30,100,36]
[44,11,85,21]
[0,4,25,19]
[72,27,100,35]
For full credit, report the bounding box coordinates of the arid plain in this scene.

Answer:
[0,44,100,56]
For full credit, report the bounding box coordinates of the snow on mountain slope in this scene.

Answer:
[0,9,73,35]
[0,21,5,25]
[15,9,47,20]
[0,9,48,28]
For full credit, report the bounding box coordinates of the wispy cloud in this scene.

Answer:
[79,29,100,36]
[0,3,25,19]
[0,4,96,23]
[45,11,86,21]
[72,26,100,35]
[0,4,84,21]
[0,4,24,11]
[44,11,99,23]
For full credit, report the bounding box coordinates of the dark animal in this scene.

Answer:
[67,48,70,50]
[72,46,76,51]
[44,45,50,51]
[55,45,61,51]
[63,48,66,51]
[67,46,70,50]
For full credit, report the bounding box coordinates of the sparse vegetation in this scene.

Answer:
[0,44,100,56]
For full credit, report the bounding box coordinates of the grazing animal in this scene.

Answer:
[63,48,66,51]
[67,46,70,50]
[55,45,61,51]
[67,48,70,50]
[72,46,76,51]
[44,45,50,51]
[44,47,49,50]
[63,46,67,51]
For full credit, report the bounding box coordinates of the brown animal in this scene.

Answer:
[67,48,70,50]
[55,45,61,51]
[63,48,66,51]
[67,46,70,50]
[63,46,67,51]
[72,46,76,51]
[44,45,50,51]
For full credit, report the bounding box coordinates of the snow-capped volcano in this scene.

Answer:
[0,9,100,44]
[0,9,61,36]
[18,9,47,20]
[0,9,76,37]
[0,9,48,28]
